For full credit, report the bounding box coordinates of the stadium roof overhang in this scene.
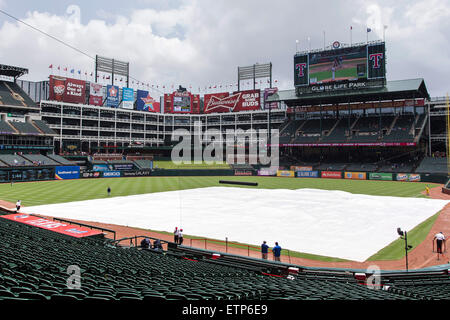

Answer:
[266,78,430,107]
[0,64,28,79]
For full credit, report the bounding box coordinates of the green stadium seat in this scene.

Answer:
[18,291,49,300]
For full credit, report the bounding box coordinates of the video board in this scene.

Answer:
[294,42,386,94]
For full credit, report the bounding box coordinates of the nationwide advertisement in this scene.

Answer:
[296,171,319,178]
[396,173,421,182]
[55,166,80,180]
[321,171,342,179]
[136,90,160,112]
[369,172,393,181]
[276,170,295,177]
[89,82,103,106]
[121,87,134,109]
[106,85,120,108]
[344,172,367,180]
[49,75,86,104]
[204,89,261,113]
[0,214,103,238]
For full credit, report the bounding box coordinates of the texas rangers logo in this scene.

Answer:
[295,63,307,77]
[205,92,241,113]
[369,53,383,68]
[140,93,156,111]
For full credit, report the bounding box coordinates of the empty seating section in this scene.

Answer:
[21,154,60,166]
[134,160,153,169]
[321,118,352,143]
[415,157,448,174]
[292,119,336,144]
[384,274,450,300]
[47,154,77,165]
[33,120,56,135]
[0,154,33,166]
[383,114,415,142]
[0,81,36,108]
[0,216,439,301]
[9,121,41,135]
[0,120,15,134]
[279,120,303,144]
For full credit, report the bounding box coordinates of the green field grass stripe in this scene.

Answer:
[367,211,441,261]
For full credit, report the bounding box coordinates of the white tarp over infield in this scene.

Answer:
[26,187,449,262]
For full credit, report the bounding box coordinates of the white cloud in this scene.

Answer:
[0,0,448,96]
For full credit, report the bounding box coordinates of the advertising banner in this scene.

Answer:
[291,166,313,172]
[106,85,120,107]
[321,171,342,179]
[344,172,367,180]
[277,170,295,177]
[93,164,109,172]
[408,174,421,182]
[234,170,253,176]
[396,173,421,182]
[111,163,134,171]
[136,90,160,112]
[121,170,152,177]
[102,171,121,178]
[296,171,319,178]
[257,168,278,176]
[204,89,261,113]
[49,75,86,104]
[81,171,101,179]
[55,166,80,180]
[369,172,393,181]
[0,214,103,238]
[234,89,261,112]
[264,87,279,109]
[121,87,134,109]
[89,82,103,106]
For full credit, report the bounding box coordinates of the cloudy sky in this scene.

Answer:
[0,0,448,97]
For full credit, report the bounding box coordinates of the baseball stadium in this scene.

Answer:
[0,16,449,310]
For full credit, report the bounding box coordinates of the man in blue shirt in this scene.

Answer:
[261,241,269,259]
[272,242,282,262]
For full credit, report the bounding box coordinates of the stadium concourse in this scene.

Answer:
[11,184,450,271]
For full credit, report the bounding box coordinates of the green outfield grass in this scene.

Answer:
[310,67,360,82]
[0,176,436,207]
[0,176,440,263]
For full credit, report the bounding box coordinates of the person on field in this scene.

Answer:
[272,242,282,262]
[261,241,269,259]
[15,200,21,212]
[178,229,184,245]
[433,232,446,255]
[174,227,179,243]
[107,187,111,197]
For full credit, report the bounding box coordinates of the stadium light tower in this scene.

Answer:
[397,228,413,272]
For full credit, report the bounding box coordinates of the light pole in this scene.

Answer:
[397,228,413,271]
[295,40,299,53]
